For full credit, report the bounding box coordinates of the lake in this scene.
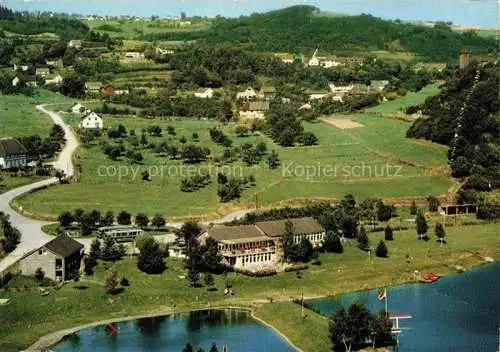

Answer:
[53,309,296,352]
[4,0,499,28]
[307,262,500,351]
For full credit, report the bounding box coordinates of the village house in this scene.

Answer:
[257,86,276,101]
[194,88,214,99]
[44,74,64,86]
[35,67,51,77]
[306,89,330,101]
[85,81,103,94]
[13,64,29,72]
[68,40,82,48]
[124,52,145,60]
[79,111,103,129]
[71,103,86,114]
[20,234,84,281]
[114,89,130,95]
[26,81,37,88]
[11,77,20,87]
[239,101,270,120]
[298,103,312,111]
[156,47,175,55]
[318,56,341,68]
[45,59,63,68]
[413,62,447,72]
[274,53,295,64]
[371,80,390,92]
[236,87,257,100]
[198,217,325,272]
[0,138,28,169]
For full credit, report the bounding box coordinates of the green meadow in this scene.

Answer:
[16,109,454,218]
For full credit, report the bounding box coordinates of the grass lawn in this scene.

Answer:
[0,173,47,194]
[0,223,498,351]
[0,91,73,138]
[365,83,442,114]
[16,110,454,219]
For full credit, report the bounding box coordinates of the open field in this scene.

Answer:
[86,19,210,39]
[366,83,442,114]
[0,223,497,351]
[0,91,73,138]
[0,174,46,195]
[15,109,454,218]
[324,118,364,129]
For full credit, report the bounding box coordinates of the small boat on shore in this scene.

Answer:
[420,273,440,283]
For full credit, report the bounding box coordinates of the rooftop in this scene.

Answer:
[255,217,324,238]
[44,234,84,258]
[0,138,28,157]
[204,225,268,244]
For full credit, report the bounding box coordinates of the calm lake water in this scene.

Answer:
[53,309,296,352]
[5,0,499,28]
[308,262,500,352]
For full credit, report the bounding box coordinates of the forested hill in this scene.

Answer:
[201,6,496,61]
[407,63,499,200]
[0,6,89,39]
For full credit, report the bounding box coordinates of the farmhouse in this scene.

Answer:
[371,80,390,91]
[156,47,175,55]
[79,112,103,129]
[11,77,20,87]
[257,86,276,100]
[318,56,341,68]
[13,64,29,72]
[124,52,145,60]
[198,217,325,272]
[45,59,63,68]
[0,138,28,169]
[68,40,82,48]
[194,88,214,99]
[236,87,257,100]
[306,89,330,101]
[71,103,86,114]
[35,67,51,77]
[239,101,270,120]
[85,81,103,94]
[413,62,447,72]
[274,53,295,64]
[44,74,64,86]
[20,234,84,281]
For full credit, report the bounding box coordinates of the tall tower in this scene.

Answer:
[460,49,471,69]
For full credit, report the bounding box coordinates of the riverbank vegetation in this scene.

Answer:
[0,223,497,351]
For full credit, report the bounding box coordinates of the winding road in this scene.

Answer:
[0,104,253,273]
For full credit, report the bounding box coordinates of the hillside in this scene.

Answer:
[407,63,499,200]
[201,6,496,61]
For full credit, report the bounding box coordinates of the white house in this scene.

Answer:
[124,52,145,60]
[79,112,103,129]
[306,89,330,101]
[194,88,214,99]
[44,75,64,86]
[239,101,270,120]
[371,80,390,92]
[71,103,86,114]
[236,87,257,100]
[320,57,342,68]
[68,40,82,48]
[12,77,20,87]
[35,68,51,77]
[156,47,175,55]
[13,64,29,72]
[0,138,28,169]
[329,83,354,94]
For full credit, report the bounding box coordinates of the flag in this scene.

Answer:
[377,288,386,301]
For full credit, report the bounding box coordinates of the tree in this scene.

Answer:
[84,256,97,276]
[73,208,85,224]
[89,238,101,259]
[329,306,350,351]
[183,343,194,352]
[58,211,74,228]
[105,269,118,294]
[371,310,393,348]
[410,201,418,215]
[435,222,446,246]
[384,226,394,241]
[427,196,440,212]
[375,240,388,258]
[187,266,200,287]
[297,237,314,263]
[357,226,370,250]
[204,272,215,289]
[137,236,167,274]
[324,231,343,253]
[135,213,149,228]
[180,221,202,243]
[151,213,166,229]
[35,267,45,282]
[80,213,95,236]
[267,150,280,169]
[376,200,394,222]
[415,210,428,240]
[101,237,126,261]
[209,343,218,352]
[117,211,131,225]
[283,220,298,262]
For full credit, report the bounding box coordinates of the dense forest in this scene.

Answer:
[407,63,499,214]
[0,6,89,39]
[198,6,496,62]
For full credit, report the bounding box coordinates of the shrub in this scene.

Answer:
[384,226,394,241]
[375,240,388,258]
[120,277,129,286]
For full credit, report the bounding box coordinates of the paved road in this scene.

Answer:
[0,105,253,273]
[0,104,79,273]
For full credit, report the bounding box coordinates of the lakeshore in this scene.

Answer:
[2,222,496,352]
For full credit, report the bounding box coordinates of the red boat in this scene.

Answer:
[421,273,440,283]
